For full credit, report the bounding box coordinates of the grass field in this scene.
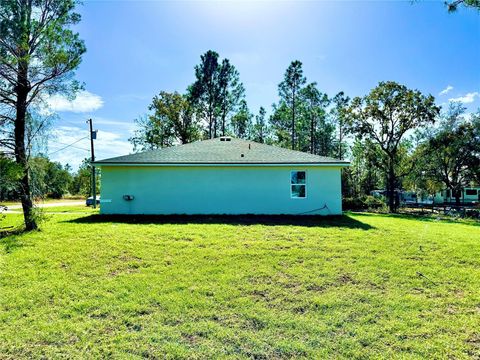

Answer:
[0,210,479,358]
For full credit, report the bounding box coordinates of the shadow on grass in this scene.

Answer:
[0,228,27,253]
[64,214,374,230]
[349,211,480,227]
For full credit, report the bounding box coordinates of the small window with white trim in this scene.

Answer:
[291,171,306,198]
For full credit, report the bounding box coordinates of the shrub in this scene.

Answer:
[364,195,386,210]
[343,195,385,211]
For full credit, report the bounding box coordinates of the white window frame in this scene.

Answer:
[290,170,307,199]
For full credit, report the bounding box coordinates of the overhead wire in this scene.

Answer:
[54,141,90,152]
[48,136,89,156]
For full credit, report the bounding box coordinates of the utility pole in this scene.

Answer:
[87,119,97,208]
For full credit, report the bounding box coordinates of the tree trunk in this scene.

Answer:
[208,113,212,139]
[292,90,295,150]
[15,88,37,231]
[310,115,315,154]
[221,115,225,136]
[454,188,461,205]
[387,159,396,213]
[213,116,217,138]
[13,0,37,231]
[338,122,343,160]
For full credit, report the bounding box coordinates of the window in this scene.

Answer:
[291,171,306,198]
[466,189,477,196]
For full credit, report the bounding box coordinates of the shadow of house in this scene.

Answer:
[64,214,374,230]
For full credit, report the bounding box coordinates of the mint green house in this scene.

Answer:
[94,137,349,215]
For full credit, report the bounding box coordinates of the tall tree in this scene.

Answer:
[299,83,331,155]
[0,0,85,230]
[252,106,268,143]
[129,91,200,151]
[129,114,174,152]
[331,92,351,160]
[278,60,306,150]
[231,100,252,139]
[465,110,480,185]
[445,0,480,11]
[188,50,220,139]
[217,59,245,136]
[269,101,291,149]
[346,81,440,212]
[188,51,244,139]
[414,105,480,203]
[69,158,98,197]
[150,92,199,145]
[346,139,384,198]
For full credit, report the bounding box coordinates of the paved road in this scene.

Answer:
[5,201,85,210]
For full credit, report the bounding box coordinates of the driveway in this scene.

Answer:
[5,201,85,210]
[3,201,86,214]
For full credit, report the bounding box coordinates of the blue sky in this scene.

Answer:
[47,0,480,169]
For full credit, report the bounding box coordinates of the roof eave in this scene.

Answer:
[93,162,351,167]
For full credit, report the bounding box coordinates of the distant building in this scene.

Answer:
[371,187,480,206]
[434,187,480,205]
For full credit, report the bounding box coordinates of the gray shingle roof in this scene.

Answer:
[95,138,349,165]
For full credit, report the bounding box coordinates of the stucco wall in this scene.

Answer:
[99,165,343,215]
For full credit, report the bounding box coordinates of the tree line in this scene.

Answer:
[131,50,480,213]
[129,51,351,160]
[0,156,98,201]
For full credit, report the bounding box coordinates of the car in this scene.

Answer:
[86,196,100,206]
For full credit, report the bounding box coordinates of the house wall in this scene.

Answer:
[99,165,343,215]
[434,187,480,204]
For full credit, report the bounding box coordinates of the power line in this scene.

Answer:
[48,136,89,156]
[53,141,90,152]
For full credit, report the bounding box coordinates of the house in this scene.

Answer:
[371,189,434,205]
[94,137,350,215]
[434,186,480,205]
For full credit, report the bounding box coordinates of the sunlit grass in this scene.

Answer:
[0,211,479,358]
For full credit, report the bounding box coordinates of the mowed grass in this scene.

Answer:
[0,210,479,359]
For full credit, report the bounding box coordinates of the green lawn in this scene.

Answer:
[0,210,479,358]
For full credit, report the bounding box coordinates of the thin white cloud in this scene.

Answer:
[439,85,453,96]
[49,126,132,170]
[94,117,137,132]
[449,92,479,104]
[46,90,104,113]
